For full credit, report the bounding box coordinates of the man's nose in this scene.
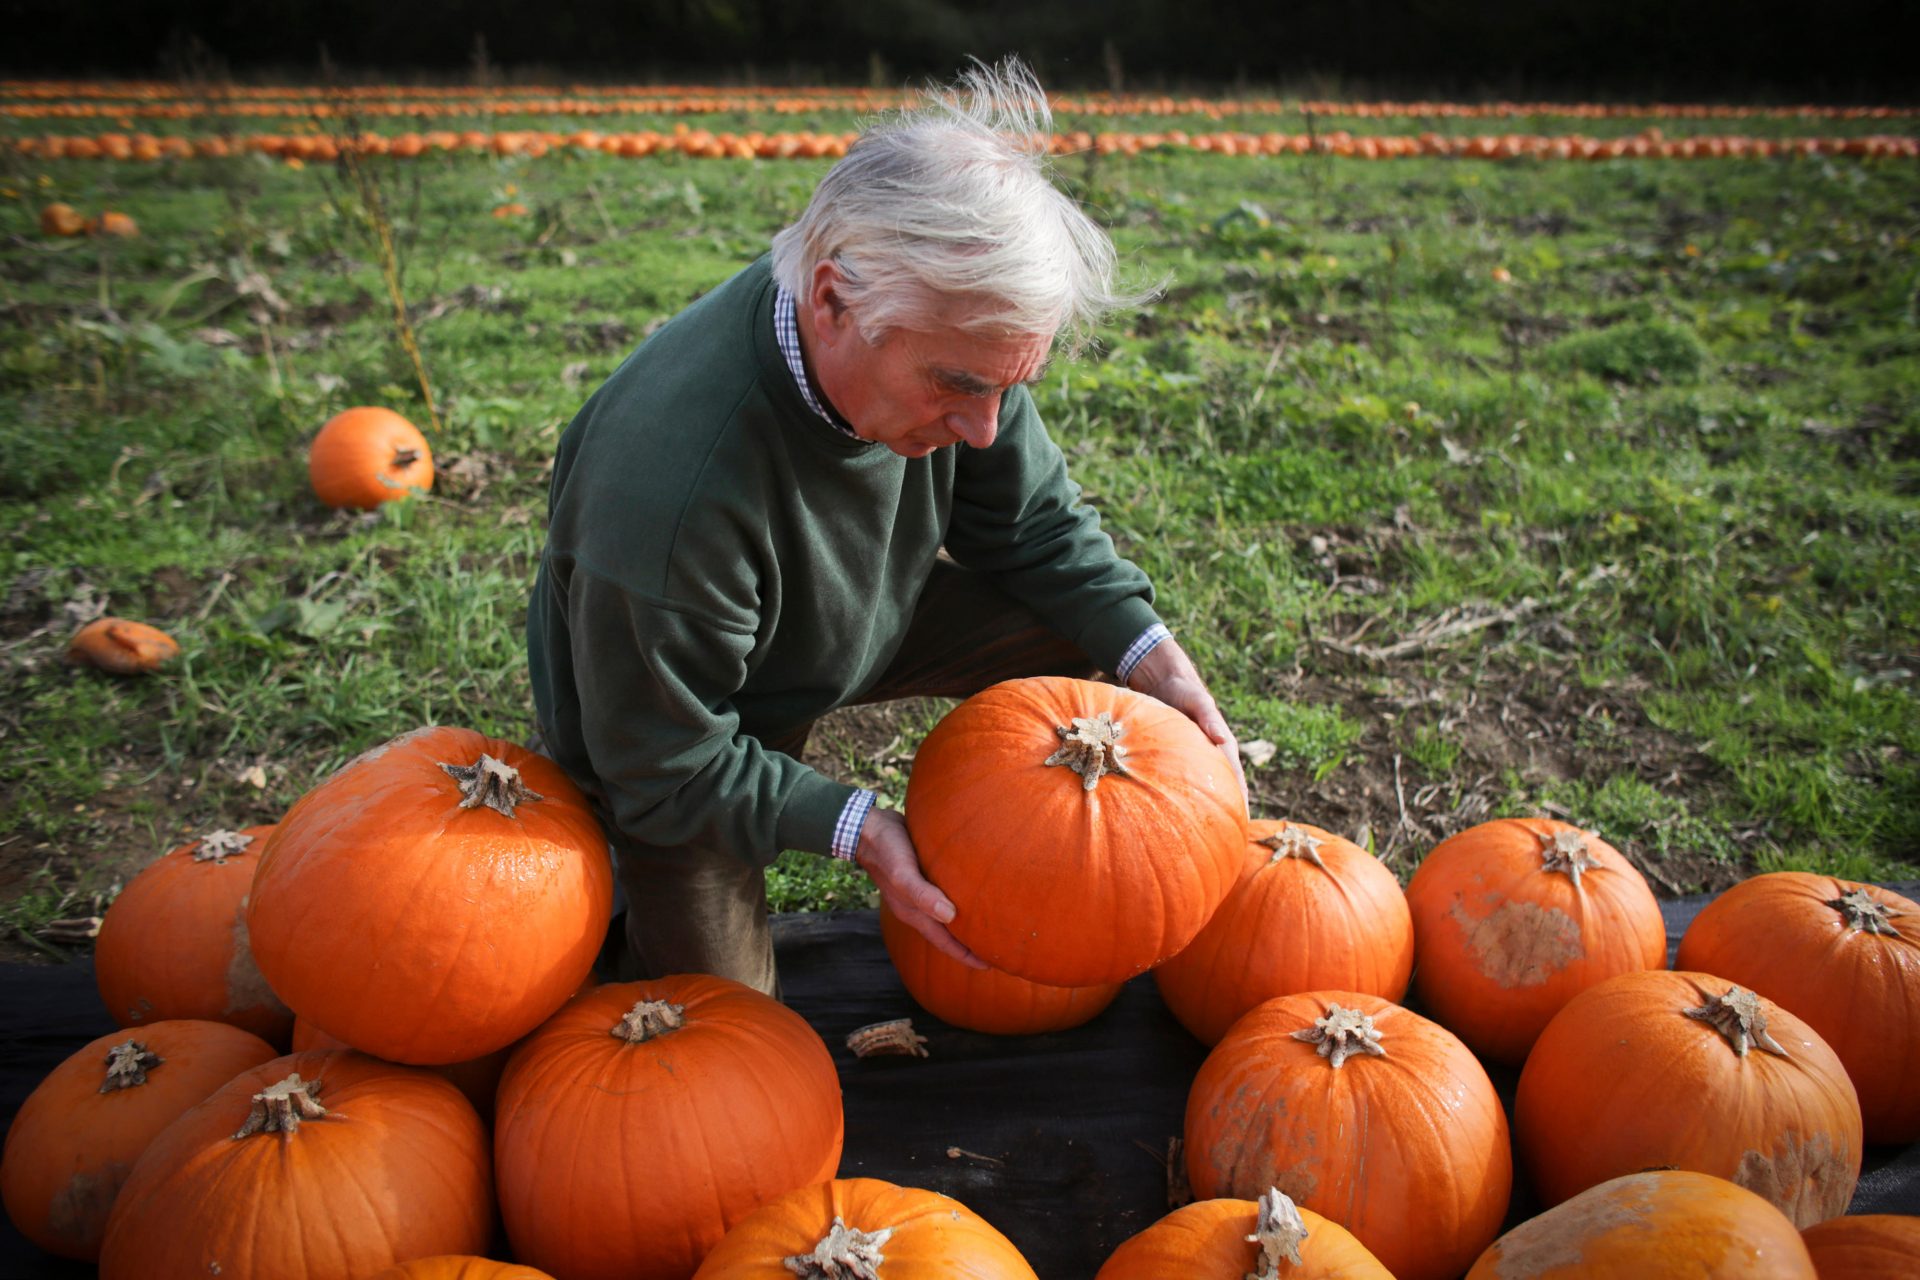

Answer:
[949,399,999,449]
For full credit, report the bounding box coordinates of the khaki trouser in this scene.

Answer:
[597,561,1100,995]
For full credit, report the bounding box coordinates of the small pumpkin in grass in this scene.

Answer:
[94,825,292,1044]
[905,677,1247,987]
[1799,1214,1920,1279]
[1465,1170,1814,1279]
[40,202,87,236]
[1184,990,1511,1280]
[291,1016,511,1115]
[1676,873,1920,1143]
[98,1049,492,1280]
[878,900,1122,1035]
[308,405,434,509]
[0,1020,277,1262]
[495,975,844,1280]
[1515,969,1862,1227]
[368,1258,555,1280]
[247,726,611,1065]
[1154,820,1413,1046]
[1095,1189,1393,1279]
[87,210,139,237]
[1404,816,1666,1064]
[66,617,179,675]
[690,1176,1036,1278]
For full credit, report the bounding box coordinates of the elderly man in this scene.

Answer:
[527,58,1242,995]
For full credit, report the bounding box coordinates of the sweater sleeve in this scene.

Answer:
[560,564,857,863]
[944,388,1164,673]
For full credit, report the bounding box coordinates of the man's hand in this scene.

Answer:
[855,807,989,969]
[1124,635,1249,813]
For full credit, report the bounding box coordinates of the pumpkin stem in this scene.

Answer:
[231,1073,332,1139]
[783,1217,893,1279]
[440,753,545,818]
[1259,825,1327,869]
[1828,888,1904,937]
[191,829,254,863]
[1246,1188,1310,1279]
[611,999,686,1043]
[1044,712,1131,791]
[1536,828,1602,886]
[1290,1003,1387,1069]
[391,446,420,469]
[1683,986,1790,1059]
[99,1039,162,1092]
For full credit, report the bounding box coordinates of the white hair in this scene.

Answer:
[770,56,1150,356]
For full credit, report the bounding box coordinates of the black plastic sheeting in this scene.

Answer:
[4,888,1916,1280]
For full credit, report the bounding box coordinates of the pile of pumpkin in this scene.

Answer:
[4,669,1917,1275]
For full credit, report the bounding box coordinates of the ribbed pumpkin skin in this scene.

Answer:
[94,825,292,1044]
[367,1258,556,1280]
[878,900,1123,1034]
[1465,1170,1814,1279]
[690,1177,1036,1278]
[1094,1197,1393,1279]
[1676,874,1920,1143]
[97,1049,493,1280]
[1514,969,1862,1228]
[1799,1214,1920,1278]
[1154,820,1413,1046]
[291,1017,511,1115]
[0,1020,277,1261]
[247,726,612,1064]
[308,406,434,508]
[905,677,1247,987]
[1184,990,1511,1280]
[1404,816,1666,1064]
[66,617,179,674]
[495,976,845,1280]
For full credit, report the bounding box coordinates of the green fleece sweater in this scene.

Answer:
[526,256,1162,863]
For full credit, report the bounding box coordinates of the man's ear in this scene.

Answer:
[807,259,851,342]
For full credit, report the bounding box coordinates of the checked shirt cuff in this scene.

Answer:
[830,788,878,862]
[1114,622,1173,685]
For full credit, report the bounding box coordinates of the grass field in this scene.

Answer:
[3,92,1917,959]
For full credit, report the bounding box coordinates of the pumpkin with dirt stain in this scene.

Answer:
[878,900,1122,1035]
[1677,873,1920,1143]
[66,617,180,675]
[1184,990,1511,1280]
[1465,1170,1814,1279]
[1404,816,1665,1064]
[0,1021,277,1261]
[1095,1189,1393,1279]
[307,405,434,509]
[1514,968,1862,1228]
[94,825,293,1045]
[1798,1213,1920,1279]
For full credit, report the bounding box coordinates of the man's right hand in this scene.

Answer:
[855,807,989,969]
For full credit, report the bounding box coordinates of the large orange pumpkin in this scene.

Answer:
[247,726,612,1064]
[494,975,845,1280]
[308,406,434,509]
[94,825,292,1044]
[0,1020,277,1261]
[878,900,1122,1035]
[905,677,1246,987]
[1095,1190,1393,1279]
[368,1259,555,1279]
[690,1177,1036,1278]
[97,1049,493,1279]
[1799,1214,1920,1278]
[1676,873,1920,1143]
[1404,816,1666,1064]
[66,617,179,675]
[1184,991,1511,1280]
[1154,820,1413,1045]
[1465,1170,1815,1279]
[1515,969,1862,1227]
[291,1016,512,1115]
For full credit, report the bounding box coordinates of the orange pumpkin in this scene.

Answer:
[1184,991,1511,1280]
[291,1015,511,1114]
[878,900,1122,1034]
[97,1049,491,1279]
[247,726,612,1064]
[1676,874,1920,1142]
[94,825,292,1044]
[691,1177,1035,1278]
[87,210,139,237]
[1095,1190,1393,1278]
[1404,816,1666,1063]
[1799,1214,1920,1278]
[40,202,87,236]
[307,405,434,509]
[1154,819,1412,1045]
[1466,1170,1814,1278]
[1515,969,1862,1227]
[495,976,845,1280]
[368,1258,555,1279]
[0,1021,277,1261]
[905,677,1246,987]
[66,617,180,675]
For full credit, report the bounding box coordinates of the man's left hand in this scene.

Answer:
[1123,635,1249,814]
